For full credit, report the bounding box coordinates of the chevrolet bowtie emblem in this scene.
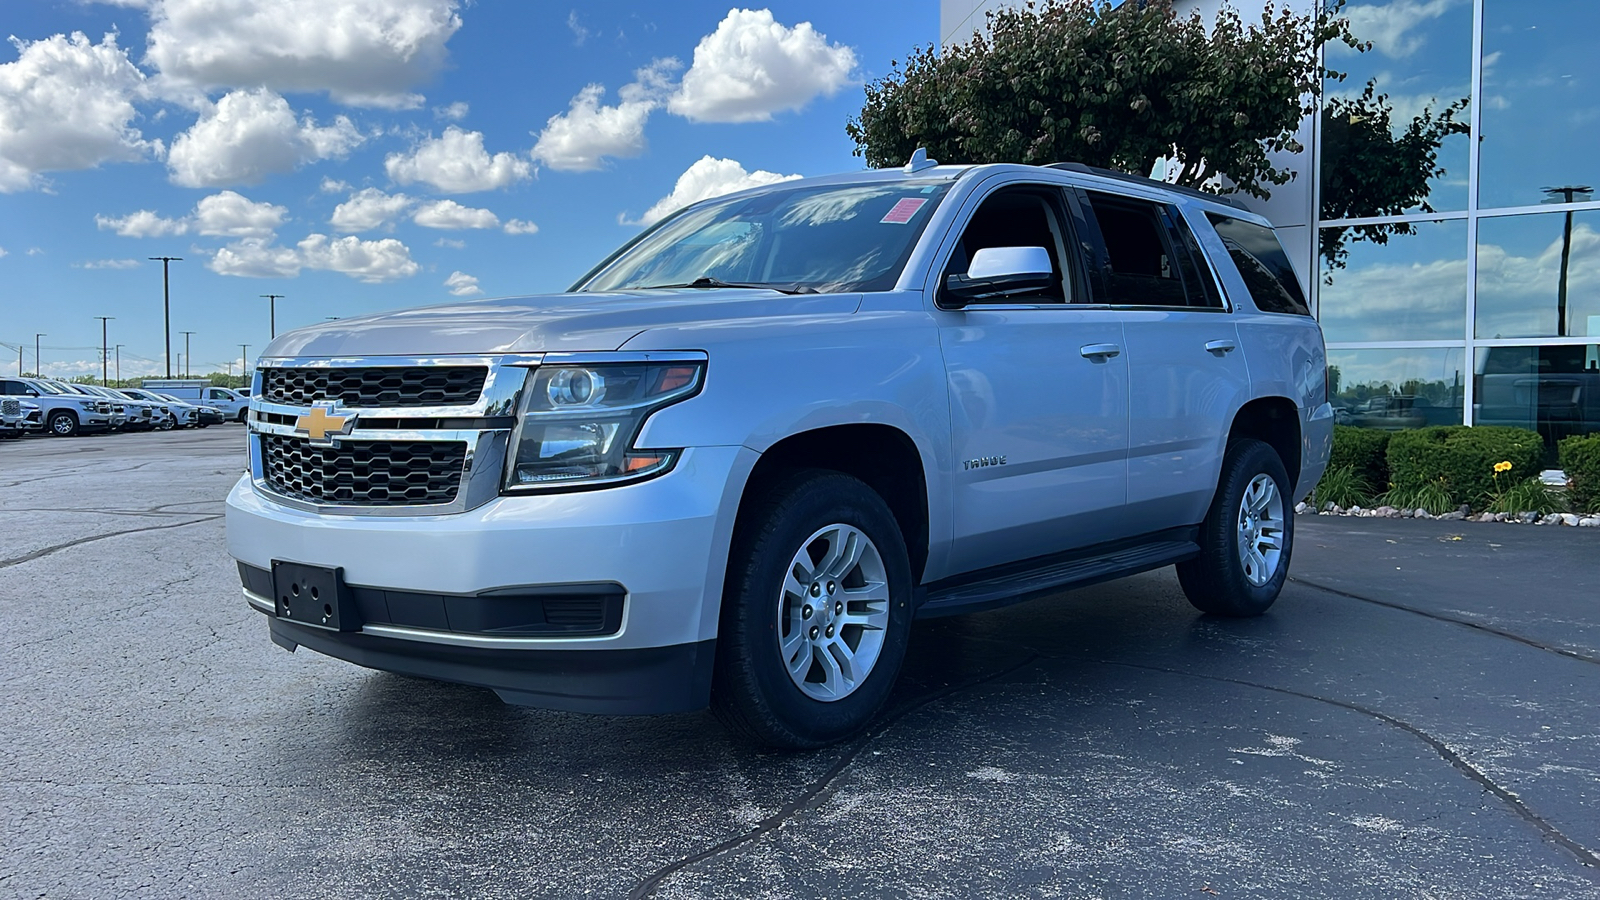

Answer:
[295,403,356,444]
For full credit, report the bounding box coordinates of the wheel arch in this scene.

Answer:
[735,423,931,585]
[1227,396,1301,490]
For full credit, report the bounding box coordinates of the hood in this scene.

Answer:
[262,289,862,358]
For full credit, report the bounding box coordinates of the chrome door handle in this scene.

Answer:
[1204,340,1238,354]
[1079,343,1121,359]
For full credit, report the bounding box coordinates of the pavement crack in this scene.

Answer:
[1101,658,1600,878]
[1291,576,1600,666]
[625,652,1042,899]
[0,515,223,571]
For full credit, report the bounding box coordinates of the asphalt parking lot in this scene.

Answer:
[3,427,1598,899]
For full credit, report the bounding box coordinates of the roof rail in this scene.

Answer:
[1045,162,1249,211]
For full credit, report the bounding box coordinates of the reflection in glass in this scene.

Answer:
[1480,1,1600,210]
[1329,347,1466,430]
[1474,345,1600,460]
[1318,220,1467,341]
[1477,211,1600,339]
[1321,0,1472,216]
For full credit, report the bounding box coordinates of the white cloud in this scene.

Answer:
[0,32,160,192]
[298,233,419,282]
[627,155,800,226]
[75,258,142,269]
[209,237,302,278]
[97,208,188,237]
[434,100,468,121]
[532,59,678,173]
[0,246,7,257]
[667,9,855,123]
[434,237,465,249]
[98,190,284,238]
[444,270,481,296]
[331,187,413,232]
[193,190,286,237]
[320,176,350,193]
[503,218,538,235]
[385,126,530,192]
[1337,0,1463,59]
[25,248,43,256]
[207,233,420,282]
[412,199,499,229]
[567,11,591,46]
[143,0,461,108]
[167,88,362,187]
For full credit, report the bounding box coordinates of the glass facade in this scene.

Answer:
[1318,0,1600,451]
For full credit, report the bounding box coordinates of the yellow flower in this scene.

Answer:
[1494,460,1512,473]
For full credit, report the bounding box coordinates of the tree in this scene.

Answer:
[848,0,1359,199]
[1317,80,1470,274]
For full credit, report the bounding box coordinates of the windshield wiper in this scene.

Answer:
[633,277,815,295]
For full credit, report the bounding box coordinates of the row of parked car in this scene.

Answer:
[0,377,251,438]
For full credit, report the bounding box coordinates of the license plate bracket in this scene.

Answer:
[271,561,360,632]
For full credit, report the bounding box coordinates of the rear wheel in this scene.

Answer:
[236,409,249,424]
[48,411,78,437]
[1177,439,1293,617]
[712,470,913,749]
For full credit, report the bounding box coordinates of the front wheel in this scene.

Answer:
[1177,439,1294,617]
[48,411,78,437]
[712,470,913,749]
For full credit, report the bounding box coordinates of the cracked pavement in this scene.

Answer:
[3,427,1599,898]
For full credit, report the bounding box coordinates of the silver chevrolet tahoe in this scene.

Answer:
[227,158,1333,749]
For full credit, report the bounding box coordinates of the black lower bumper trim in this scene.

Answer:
[268,618,716,715]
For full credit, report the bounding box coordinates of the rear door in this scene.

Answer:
[933,179,1132,573]
[1073,188,1249,530]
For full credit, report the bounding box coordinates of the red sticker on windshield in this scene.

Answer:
[880,197,927,224]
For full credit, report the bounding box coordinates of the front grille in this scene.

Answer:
[262,434,467,506]
[1,399,18,417]
[261,366,486,408]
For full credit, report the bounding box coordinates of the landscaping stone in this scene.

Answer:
[1518,512,1540,524]
[1581,517,1600,527]
[1541,514,1563,526]
[1560,514,1580,527]
[1437,511,1466,521]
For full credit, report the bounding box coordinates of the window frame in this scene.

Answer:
[933,182,1093,310]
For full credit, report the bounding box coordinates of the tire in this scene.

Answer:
[712,470,914,749]
[158,414,175,431]
[236,409,249,424]
[48,411,79,437]
[1177,439,1294,617]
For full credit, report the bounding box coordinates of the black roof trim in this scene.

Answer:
[1045,162,1249,211]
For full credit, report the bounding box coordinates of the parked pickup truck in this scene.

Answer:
[227,157,1333,748]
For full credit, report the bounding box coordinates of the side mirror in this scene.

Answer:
[943,246,1056,308]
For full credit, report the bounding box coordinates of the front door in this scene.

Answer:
[935,182,1131,574]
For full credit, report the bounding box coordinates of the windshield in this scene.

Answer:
[579,179,953,294]
[29,381,66,395]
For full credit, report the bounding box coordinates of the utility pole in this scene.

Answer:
[1542,186,1592,337]
[240,344,250,373]
[33,333,45,379]
[180,331,196,377]
[260,294,285,339]
[149,256,183,377]
[94,317,114,385]
[16,345,21,377]
[114,344,125,384]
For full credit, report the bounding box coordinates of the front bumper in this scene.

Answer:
[225,444,753,713]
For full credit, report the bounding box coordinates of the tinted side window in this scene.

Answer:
[1083,193,1191,307]
[1206,214,1310,316]
[945,186,1075,303]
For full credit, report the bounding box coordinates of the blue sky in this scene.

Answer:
[0,1,932,379]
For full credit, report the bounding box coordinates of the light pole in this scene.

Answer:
[33,333,44,379]
[149,256,183,377]
[1542,186,1593,337]
[114,344,125,384]
[180,331,196,378]
[94,317,114,385]
[261,294,285,339]
[240,344,250,373]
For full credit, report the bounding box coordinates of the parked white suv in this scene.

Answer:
[0,378,117,436]
[227,159,1333,748]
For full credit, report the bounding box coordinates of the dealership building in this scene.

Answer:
[942,0,1600,452]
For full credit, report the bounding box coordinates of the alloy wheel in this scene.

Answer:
[1236,473,1285,587]
[775,523,891,702]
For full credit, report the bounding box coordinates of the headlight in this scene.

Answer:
[504,361,703,491]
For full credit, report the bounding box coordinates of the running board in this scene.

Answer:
[916,539,1199,619]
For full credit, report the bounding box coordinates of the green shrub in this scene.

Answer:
[1381,479,1456,515]
[1329,426,1391,493]
[1560,434,1600,514]
[1386,425,1545,510]
[1311,464,1372,508]
[1485,477,1566,515]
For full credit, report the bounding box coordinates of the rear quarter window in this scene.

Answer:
[1206,214,1310,316]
